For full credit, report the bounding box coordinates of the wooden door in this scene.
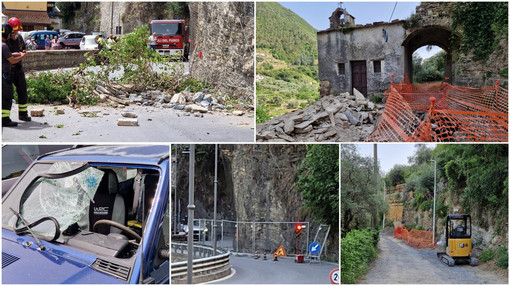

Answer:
[351,61,367,96]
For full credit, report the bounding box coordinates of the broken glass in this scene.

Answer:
[19,163,104,236]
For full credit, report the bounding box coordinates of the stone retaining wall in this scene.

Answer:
[22,50,96,72]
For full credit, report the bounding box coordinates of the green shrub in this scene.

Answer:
[25,71,97,105]
[341,228,379,284]
[287,100,299,109]
[495,246,508,268]
[480,249,495,262]
[256,102,271,124]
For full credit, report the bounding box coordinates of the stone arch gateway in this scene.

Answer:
[402,25,454,83]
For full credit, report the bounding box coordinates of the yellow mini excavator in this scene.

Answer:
[437,214,478,267]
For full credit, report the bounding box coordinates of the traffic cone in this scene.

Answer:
[254,250,259,259]
[263,252,267,260]
[273,255,278,261]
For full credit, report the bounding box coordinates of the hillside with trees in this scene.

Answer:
[256,2,319,123]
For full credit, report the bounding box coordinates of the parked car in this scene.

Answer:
[18,31,30,42]
[57,28,71,37]
[29,30,58,50]
[57,32,85,49]
[184,220,209,241]
[2,145,170,283]
[80,35,99,50]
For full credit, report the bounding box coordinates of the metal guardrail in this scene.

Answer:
[171,243,231,283]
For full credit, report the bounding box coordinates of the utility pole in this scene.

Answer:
[429,159,437,247]
[382,180,386,229]
[373,144,378,228]
[186,145,195,284]
[213,144,218,255]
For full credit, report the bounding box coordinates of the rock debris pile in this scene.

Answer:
[89,81,252,126]
[256,90,385,142]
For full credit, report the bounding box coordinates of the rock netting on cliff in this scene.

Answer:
[188,2,254,102]
[256,92,384,142]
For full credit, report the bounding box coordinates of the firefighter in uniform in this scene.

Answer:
[2,23,26,127]
[6,17,31,122]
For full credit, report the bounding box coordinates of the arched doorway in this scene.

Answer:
[402,25,454,83]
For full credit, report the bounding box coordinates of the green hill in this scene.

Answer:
[256,2,318,64]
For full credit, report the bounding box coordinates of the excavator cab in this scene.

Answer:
[437,214,478,267]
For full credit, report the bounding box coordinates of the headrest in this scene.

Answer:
[98,169,119,195]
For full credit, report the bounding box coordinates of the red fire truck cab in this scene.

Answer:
[149,19,189,59]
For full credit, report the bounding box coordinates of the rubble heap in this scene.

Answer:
[256,91,385,142]
[91,81,252,116]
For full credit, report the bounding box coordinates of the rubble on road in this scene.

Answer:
[256,92,385,142]
[90,81,252,117]
[30,108,45,117]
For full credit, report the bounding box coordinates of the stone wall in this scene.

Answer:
[99,2,126,36]
[22,50,95,71]
[318,21,406,97]
[174,144,339,259]
[188,2,254,101]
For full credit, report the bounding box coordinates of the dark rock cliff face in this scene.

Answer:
[188,2,254,102]
[173,145,339,260]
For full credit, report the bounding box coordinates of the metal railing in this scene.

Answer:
[171,243,231,284]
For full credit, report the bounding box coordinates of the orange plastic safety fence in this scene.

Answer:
[393,226,435,249]
[366,87,421,142]
[367,77,508,142]
[406,229,435,249]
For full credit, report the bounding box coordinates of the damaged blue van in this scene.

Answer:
[2,145,169,284]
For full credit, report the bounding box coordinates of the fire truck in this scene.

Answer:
[149,19,189,59]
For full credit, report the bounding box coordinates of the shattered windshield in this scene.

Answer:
[15,162,104,237]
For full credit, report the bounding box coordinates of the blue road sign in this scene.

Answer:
[309,242,321,255]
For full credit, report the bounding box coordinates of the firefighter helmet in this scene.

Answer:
[8,17,23,32]
[2,23,13,39]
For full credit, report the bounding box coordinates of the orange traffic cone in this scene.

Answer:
[254,250,259,259]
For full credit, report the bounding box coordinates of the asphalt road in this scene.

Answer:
[2,105,254,142]
[359,234,507,284]
[211,254,338,284]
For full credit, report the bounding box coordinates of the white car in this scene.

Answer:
[79,35,98,50]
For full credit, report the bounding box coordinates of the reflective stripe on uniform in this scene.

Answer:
[18,104,28,112]
[2,110,11,118]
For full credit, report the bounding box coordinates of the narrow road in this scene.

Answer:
[212,254,338,284]
[2,105,254,142]
[360,234,507,284]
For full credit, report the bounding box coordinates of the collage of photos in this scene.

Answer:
[0,1,508,285]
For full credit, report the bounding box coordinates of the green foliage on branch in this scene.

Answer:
[451,2,508,61]
[434,144,508,234]
[90,25,186,92]
[341,145,387,233]
[296,145,339,233]
[24,70,97,105]
[413,50,446,83]
[341,228,379,284]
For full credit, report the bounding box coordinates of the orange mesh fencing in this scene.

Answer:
[394,226,435,249]
[367,77,508,142]
[406,229,435,249]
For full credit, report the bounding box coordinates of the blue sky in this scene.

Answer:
[277,2,442,59]
[351,143,437,175]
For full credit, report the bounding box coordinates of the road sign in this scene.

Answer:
[329,268,339,284]
[309,242,321,255]
[273,245,286,257]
